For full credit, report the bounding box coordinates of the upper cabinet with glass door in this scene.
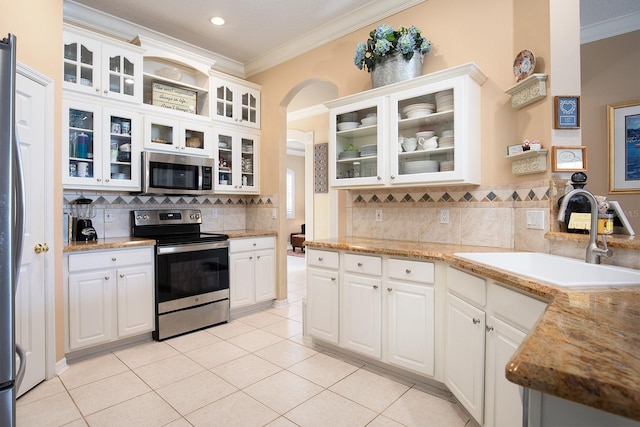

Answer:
[63,25,143,104]
[327,63,486,188]
[210,70,261,129]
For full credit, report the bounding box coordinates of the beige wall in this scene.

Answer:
[580,30,640,233]
[1,0,64,362]
[285,154,306,240]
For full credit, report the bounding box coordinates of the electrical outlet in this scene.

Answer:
[272,208,277,219]
[375,209,383,222]
[104,209,113,223]
[440,209,450,224]
[211,208,217,219]
[526,209,545,230]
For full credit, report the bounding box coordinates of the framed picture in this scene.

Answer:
[551,146,587,172]
[608,101,640,193]
[553,96,580,129]
[151,81,197,114]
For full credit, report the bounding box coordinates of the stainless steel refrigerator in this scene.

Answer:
[0,33,26,427]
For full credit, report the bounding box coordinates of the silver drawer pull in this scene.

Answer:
[318,257,324,261]
[373,285,378,289]
[111,257,117,262]
[405,269,411,274]
[357,262,363,267]
[472,318,481,324]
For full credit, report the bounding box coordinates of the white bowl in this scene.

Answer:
[361,117,377,126]
[416,130,436,139]
[340,112,358,122]
[337,121,359,131]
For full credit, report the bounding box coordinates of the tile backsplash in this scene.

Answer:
[346,179,553,252]
[63,191,277,240]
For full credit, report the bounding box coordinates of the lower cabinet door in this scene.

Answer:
[68,270,113,350]
[444,292,486,424]
[229,252,254,308]
[116,264,154,338]
[485,316,526,427]
[342,273,382,359]
[386,280,435,376]
[307,267,339,344]
[254,249,275,303]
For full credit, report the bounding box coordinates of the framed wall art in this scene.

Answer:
[551,146,587,172]
[608,101,640,193]
[553,96,580,129]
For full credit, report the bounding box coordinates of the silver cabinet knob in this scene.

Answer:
[105,276,110,280]
[119,274,125,278]
[357,262,363,267]
[405,269,411,274]
[486,325,494,332]
[331,277,336,281]
[387,287,393,292]
[391,175,396,179]
[112,257,117,262]
[472,318,481,324]
[318,257,324,262]
[373,285,378,289]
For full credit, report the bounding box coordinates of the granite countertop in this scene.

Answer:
[63,230,277,253]
[305,236,640,421]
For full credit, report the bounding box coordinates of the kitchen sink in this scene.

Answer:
[453,252,640,287]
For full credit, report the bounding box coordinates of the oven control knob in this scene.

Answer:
[143,214,149,220]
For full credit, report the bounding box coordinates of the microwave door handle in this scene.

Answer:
[198,166,203,191]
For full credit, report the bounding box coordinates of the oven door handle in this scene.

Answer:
[157,241,229,255]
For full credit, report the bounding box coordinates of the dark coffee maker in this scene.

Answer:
[71,197,97,241]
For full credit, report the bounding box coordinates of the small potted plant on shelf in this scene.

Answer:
[354,24,431,87]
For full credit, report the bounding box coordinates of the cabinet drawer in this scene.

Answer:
[230,236,275,252]
[307,249,339,269]
[488,282,547,332]
[447,266,486,307]
[344,253,382,276]
[68,248,152,272]
[388,259,434,283]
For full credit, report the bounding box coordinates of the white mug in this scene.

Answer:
[77,162,89,177]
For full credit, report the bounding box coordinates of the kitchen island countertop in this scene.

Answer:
[305,236,640,422]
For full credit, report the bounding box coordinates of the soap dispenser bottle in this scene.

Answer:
[557,172,590,234]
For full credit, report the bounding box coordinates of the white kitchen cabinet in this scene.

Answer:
[62,97,141,190]
[327,63,486,188]
[445,267,548,426]
[211,71,261,129]
[63,25,143,104]
[215,126,259,194]
[445,292,486,423]
[386,259,436,376]
[144,114,213,157]
[306,249,340,344]
[66,247,154,352]
[342,271,382,358]
[229,237,275,309]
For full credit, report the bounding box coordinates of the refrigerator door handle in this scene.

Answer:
[15,344,25,390]
[12,126,25,289]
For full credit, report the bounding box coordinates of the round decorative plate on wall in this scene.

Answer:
[513,49,536,82]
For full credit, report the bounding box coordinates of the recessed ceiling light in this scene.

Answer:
[210,16,225,26]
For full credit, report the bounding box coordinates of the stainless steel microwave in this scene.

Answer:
[141,151,214,195]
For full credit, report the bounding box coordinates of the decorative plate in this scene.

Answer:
[513,49,536,82]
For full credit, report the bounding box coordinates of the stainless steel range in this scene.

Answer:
[131,209,229,341]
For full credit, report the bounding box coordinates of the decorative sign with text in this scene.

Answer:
[152,82,197,114]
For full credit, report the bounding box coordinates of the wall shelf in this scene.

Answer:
[505,74,548,109]
[507,149,548,175]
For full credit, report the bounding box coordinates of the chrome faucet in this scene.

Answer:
[557,188,613,264]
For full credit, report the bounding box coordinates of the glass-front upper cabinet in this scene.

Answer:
[210,71,261,129]
[144,115,213,157]
[62,98,140,190]
[329,97,386,188]
[215,127,259,194]
[63,25,143,103]
[388,83,456,185]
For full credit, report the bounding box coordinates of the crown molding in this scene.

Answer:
[63,0,246,78]
[581,11,640,44]
[244,0,426,77]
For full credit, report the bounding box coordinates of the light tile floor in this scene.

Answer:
[16,255,477,427]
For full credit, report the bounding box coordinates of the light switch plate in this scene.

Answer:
[375,210,383,222]
[526,209,545,230]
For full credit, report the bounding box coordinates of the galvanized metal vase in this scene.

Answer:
[371,51,423,88]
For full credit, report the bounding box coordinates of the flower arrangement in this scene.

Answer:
[354,24,431,72]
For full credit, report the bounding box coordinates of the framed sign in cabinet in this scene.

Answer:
[327,63,487,188]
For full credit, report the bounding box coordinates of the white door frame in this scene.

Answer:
[287,129,314,242]
[17,63,56,381]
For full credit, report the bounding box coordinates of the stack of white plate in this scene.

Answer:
[415,130,436,139]
[403,159,439,174]
[439,136,455,148]
[338,151,360,160]
[440,160,454,171]
[337,121,359,131]
[402,103,435,119]
[340,112,358,122]
[435,90,454,112]
[359,144,377,157]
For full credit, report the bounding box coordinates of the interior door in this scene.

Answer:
[14,72,47,396]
